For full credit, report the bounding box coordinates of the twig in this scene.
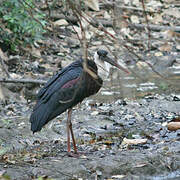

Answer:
[0,78,46,84]
[141,0,151,50]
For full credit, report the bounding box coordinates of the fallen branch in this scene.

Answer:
[0,78,46,84]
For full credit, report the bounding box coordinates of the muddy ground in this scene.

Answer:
[0,83,180,180]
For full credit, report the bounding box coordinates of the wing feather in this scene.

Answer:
[33,60,83,110]
[37,60,83,99]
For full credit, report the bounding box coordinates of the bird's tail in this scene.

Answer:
[30,103,51,133]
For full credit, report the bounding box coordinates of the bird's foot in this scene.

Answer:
[67,151,86,158]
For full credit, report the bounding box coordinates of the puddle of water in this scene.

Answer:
[94,68,180,102]
[150,170,180,180]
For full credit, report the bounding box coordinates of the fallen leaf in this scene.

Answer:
[0,85,5,101]
[31,46,41,58]
[101,91,114,96]
[147,1,162,8]
[96,170,102,176]
[132,0,140,6]
[167,122,180,131]
[0,48,8,61]
[176,45,180,51]
[54,19,68,26]
[104,140,113,145]
[159,42,172,52]
[162,30,179,39]
[121,28,132,39]
[152,14,163,24]
[130,15,139,24]
[91,111,99,115]
[111,175,126,178]
[89,139,96,144]
[136,61,148,68]
[124,0,130,5]
[10,73,22,79]
[122,138,147,145]
[162,122,168,126]
[133,163,147,168]
[72,26,92,39]
[104,11,111,19]
[164,8,180,18]
[85,0,99,11]
[154,52,163,57]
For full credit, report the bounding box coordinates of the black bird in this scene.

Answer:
[30,50,129,154]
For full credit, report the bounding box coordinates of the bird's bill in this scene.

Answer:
[101,56,130,74]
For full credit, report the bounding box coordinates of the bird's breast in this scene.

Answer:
[84,72,103,97]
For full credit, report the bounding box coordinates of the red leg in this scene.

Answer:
[67,109,78,154]
[67,109,71,153]
[69,120,78,154]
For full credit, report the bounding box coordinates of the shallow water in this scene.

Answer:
[95,67,180,102]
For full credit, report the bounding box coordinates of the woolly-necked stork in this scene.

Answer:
[30,50,129,154]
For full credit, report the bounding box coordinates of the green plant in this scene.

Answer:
[0,0,46,51]
[159,82,168,91]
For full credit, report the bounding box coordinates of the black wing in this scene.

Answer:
[30,60,83,132]
[34,60,83,109]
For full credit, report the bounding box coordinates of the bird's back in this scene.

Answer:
[30,59,103,133]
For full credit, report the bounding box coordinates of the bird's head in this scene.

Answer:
[94,49,130,77]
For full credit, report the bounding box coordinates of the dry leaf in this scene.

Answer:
[91,111,99,115]
[133,163,147,168]
[104,140,113,145]
[122,138,147,145]
[130,15,139,24]
[162,122,168,126]
[152,14,163,24]
[162,30,174,39]
[155,52,163,57]
[0,48,8,61]
[159,42,172,52]
[10,73,21,79]
[54,19,68,26]
[164,8,180,18]
[136,61,148,68]
[121,28,132,39]
[85,0,99,11]
[31,46,41,58]
[124,0,130,5]
[132,0,140,6]
[73,26,92,39]
[176,45,180,51]
[111,175,126,178]
[167,122,180,131]
[0,85,5,101]
[104,11,111,19]
[147,1,162,8]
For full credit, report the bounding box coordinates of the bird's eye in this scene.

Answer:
[97,50,108,57]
